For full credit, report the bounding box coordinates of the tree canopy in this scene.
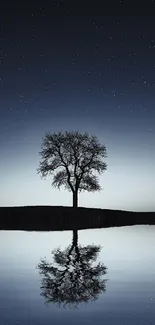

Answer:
[37,131,107,207]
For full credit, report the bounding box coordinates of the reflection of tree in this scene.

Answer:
[38,230,108,308]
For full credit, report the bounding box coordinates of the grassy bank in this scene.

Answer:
[0,206,155,231]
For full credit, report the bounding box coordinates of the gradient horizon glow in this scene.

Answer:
[0,1,155,211]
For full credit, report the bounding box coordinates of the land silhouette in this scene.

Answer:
[0,205,154,231]
[37,229,107,308]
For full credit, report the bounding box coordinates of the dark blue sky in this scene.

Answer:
[0,0,154,210]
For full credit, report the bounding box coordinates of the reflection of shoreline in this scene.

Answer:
[37,229,108,308]
[1,206,154,230]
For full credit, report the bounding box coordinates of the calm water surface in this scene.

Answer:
[0,225,155,324]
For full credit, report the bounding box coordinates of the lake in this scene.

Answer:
[0,225,155,324]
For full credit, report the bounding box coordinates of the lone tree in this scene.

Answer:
[37,131,107,207]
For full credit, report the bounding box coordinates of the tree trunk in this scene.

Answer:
[72,229,78,247]
[73,190,78,208]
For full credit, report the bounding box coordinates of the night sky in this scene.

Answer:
[0,0,154,211]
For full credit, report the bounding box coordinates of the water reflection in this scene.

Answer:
[38,229,108,308]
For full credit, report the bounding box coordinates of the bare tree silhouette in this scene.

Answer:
[37,131,107,207]
[37,230,108,308]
